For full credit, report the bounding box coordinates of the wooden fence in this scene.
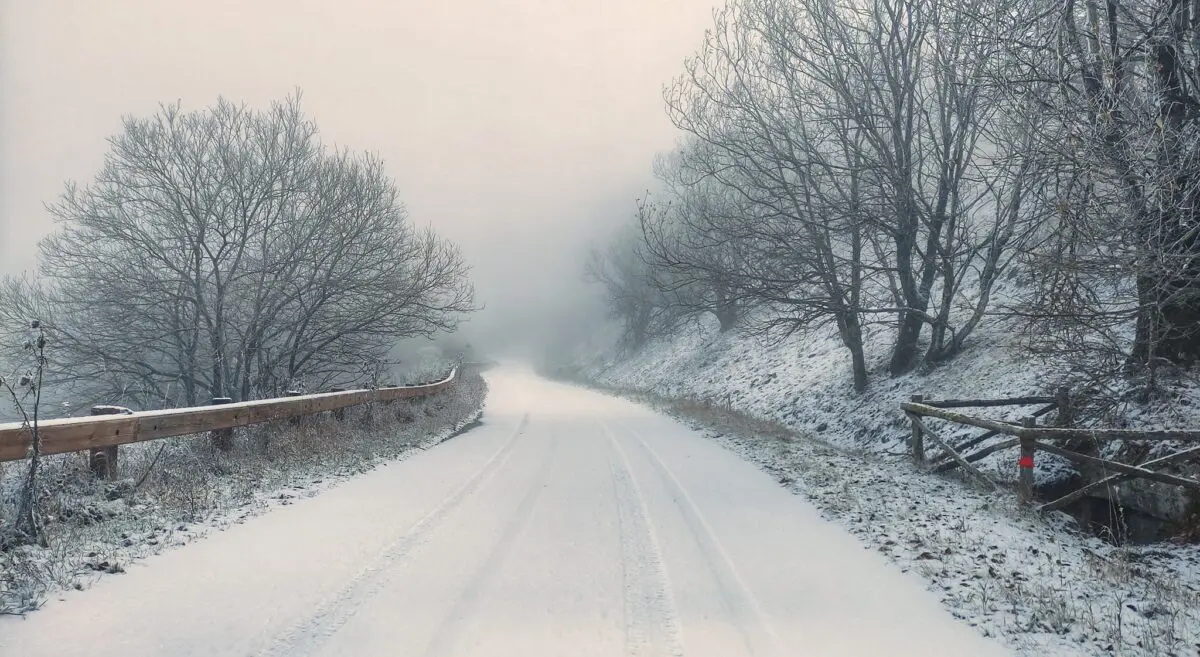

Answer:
[0,368,459,473]
[901,391,1200,512]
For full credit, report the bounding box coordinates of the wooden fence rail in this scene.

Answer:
[901,391,1200,511]
[0,368,458,464]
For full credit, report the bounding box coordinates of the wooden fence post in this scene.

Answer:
[211,397,234,452]
[88,406,123,479]
[1018,416,1037,505]
[330,389,346,421]
[910,395,925,466]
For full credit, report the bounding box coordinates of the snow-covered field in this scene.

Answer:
[561,317,1200,657]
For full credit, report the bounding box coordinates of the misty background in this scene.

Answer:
[0,0,717,357]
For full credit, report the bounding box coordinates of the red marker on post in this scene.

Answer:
[1018,417,1036,505]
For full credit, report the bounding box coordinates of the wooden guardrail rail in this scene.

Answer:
[0,368,458,465]
[901,391,1200,512]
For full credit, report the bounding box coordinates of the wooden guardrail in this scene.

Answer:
[0,368,458,466]
[901,391,1200,512]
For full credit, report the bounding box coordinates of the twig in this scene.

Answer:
[133,443,169,491]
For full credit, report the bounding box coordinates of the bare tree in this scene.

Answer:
[584,224,681,353]
[662,4,879,390]
[635,186,748,332]
[781,0,1038,373]
[4,94,474,409]
[652,0,1036,390]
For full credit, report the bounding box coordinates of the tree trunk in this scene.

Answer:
[924,318,947,364]
[628,306,652,351]
[889,191,934,376]
[1127,37,1200,370]
[1129,273,1200,369]
[889,311,925,375]
[836,313,869,392]
[715,299,738,332]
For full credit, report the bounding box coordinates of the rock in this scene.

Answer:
[816,422,828,433]
[104,479,136,500]
[78,499,126,521]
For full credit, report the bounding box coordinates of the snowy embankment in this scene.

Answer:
[576,317,1069,479]
[0,370,488,615]
[563,319,1200,657]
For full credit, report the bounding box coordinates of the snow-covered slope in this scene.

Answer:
[572,314,1067,480]
[570,310,1200,496]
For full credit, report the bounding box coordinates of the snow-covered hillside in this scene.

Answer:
[568,309,1200,496]
[572,314,1054,473]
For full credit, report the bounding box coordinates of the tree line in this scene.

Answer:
[2,94,474,411]
[589,0,1200,394]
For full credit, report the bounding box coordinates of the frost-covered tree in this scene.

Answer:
[1012,0,1200,391]
[1,95,474,408]
[584,224,683,353]
[649,0,1034,389]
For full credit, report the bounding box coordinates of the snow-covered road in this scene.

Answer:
[0,366,1012,656]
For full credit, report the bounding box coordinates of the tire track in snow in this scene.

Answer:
[252,413,531,657]
[419,421,559,657]
[614,418,785,657]
[601,420,686,657]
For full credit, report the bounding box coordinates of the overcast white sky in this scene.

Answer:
[0,0,716,350]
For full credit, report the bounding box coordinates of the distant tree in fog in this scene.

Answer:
[637,149,753,334]
[0,95,474,408]
[584,225,682,352]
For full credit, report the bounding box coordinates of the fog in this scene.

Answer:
[0,0,717,356]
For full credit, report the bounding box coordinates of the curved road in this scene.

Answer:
[1,366,1011,657]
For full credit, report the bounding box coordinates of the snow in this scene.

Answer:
[567,315,1200,656]
[1,366,1017,656]
[705,421,1200,656]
